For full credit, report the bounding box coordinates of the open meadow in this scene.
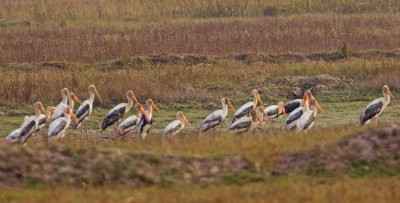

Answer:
[2,0,400,202]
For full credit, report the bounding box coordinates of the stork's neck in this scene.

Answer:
[253,94,258,107]
[179,117,186,128]
[384,91,390,102]
[68,98,75,109]
[311,104,318,116]
[144,105,152,121]
[62,94,68,104]
[126,96,134,112]
[34,106,41,122]
[221,102,228,118]
[304,101,310,111]
[89,91,95,103]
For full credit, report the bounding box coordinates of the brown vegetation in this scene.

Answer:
[1,14,400,63]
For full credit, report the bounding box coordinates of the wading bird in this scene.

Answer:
[198,97,235,133]
[163,111,190,137]
[35,106,56,133]
[296,96,324,132]
[72,84,103,134]
[360,85,395,125]
[262,102,286,128]
[102,90,139,130]
[280,90,314,115]
[51,88,69,120]
[284,95,325,130]
[232,89,264,124]
[114,104,147,137]
[4,102,47,145]
[138,99,160,139]
[229,108,265,133]
[52,91,82,121]
[47,107,79,140]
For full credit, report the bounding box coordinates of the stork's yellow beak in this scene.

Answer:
[226,98,236,113]
[72,93,83,105]
[314,99,326,117]
[256,93,264,108]
[183,114,190,125]
[151,100,160,113]
[94,87,103,104]
[39,103,48,119]
[130,94,139,104]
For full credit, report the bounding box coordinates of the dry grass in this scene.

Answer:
[1,14,400,63]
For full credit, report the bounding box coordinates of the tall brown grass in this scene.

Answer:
[0,59,398,105]
[1,14,400,63]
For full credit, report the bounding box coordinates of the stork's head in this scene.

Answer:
[146,99,160,113]
[126,90,139,104]
[64,107,78,121]
[177,111,190,125]
[69,92,82,105]
[89,84,103,104]
[224,97,235,113]
[383,85,395,101]
[278,102,286,117]
[251,89,264,107]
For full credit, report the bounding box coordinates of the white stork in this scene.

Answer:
[262,102,286,128]
[197,97,235,133]
[47,107,78,140]
[52,91,82,121]
[137,99,160,139]
[163,111,190,137]
[4,102,47,145]
[232,89,264,124]
[72,84,103,134]
[102,90,139,130]
[114,104,147,137]
[229,108,265,133]
[360,85,395,125]
[284,95,325,130]
[280,90,313,116]
[296,96,324,132]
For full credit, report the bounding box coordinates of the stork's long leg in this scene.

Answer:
[84,120,88,136]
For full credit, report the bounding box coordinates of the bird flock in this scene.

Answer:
[3,84,395,145]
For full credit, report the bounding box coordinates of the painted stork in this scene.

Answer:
[360,85,395,125]
[296,96,324,132]
[72,84,103,134]
[137,99,160,139]
[114,104,147,137]
[47,107,79,140]
[52,91,82,121]
[229,108,265,133]
[51,88,69,120]
[163,111,190,137]
[102,90,139,130]
[35,106,56,133]
[4,102,47,145]
[280,90,313,116]
[232,89,264,124]
[198,97,235,133]
[283,94,325,130]
[262,102,286,128]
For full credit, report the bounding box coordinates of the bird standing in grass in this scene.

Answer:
[51,88,69,120]
[262,102,286,128]
[73,84,103,134]
[138,99,160,139]
[296,96,325,132]
[163,111,190,137]
[52,91,82,121]
[280,90,314,116]
[232,89,264,124]
[114,104,147,138]
[198,97,235,133]
[4,102,48,145]
[102,90,139,131]
[229,108,265,133]
[360,85,395,125]
[47,107,79,140]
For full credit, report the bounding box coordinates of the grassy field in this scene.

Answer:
[2,0,400,202]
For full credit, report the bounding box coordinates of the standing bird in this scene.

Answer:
[198,97,235,133]
[360,85,395,125]
[51,88,69,120]
[138,99,160,139]
[163,111,190,137]
[35,106,56,133]
[52,91,82,121]
[72,84,103,134]
[47,107,78,140]
[114,104,147,137]
[280,90,314,116]
[284,95,325,130]
[229,108,265,133]
[102,90,139,131]
[4,102,48,145]
[232,89,264,124]
[296,96,325,132]
[262,102,286,128]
